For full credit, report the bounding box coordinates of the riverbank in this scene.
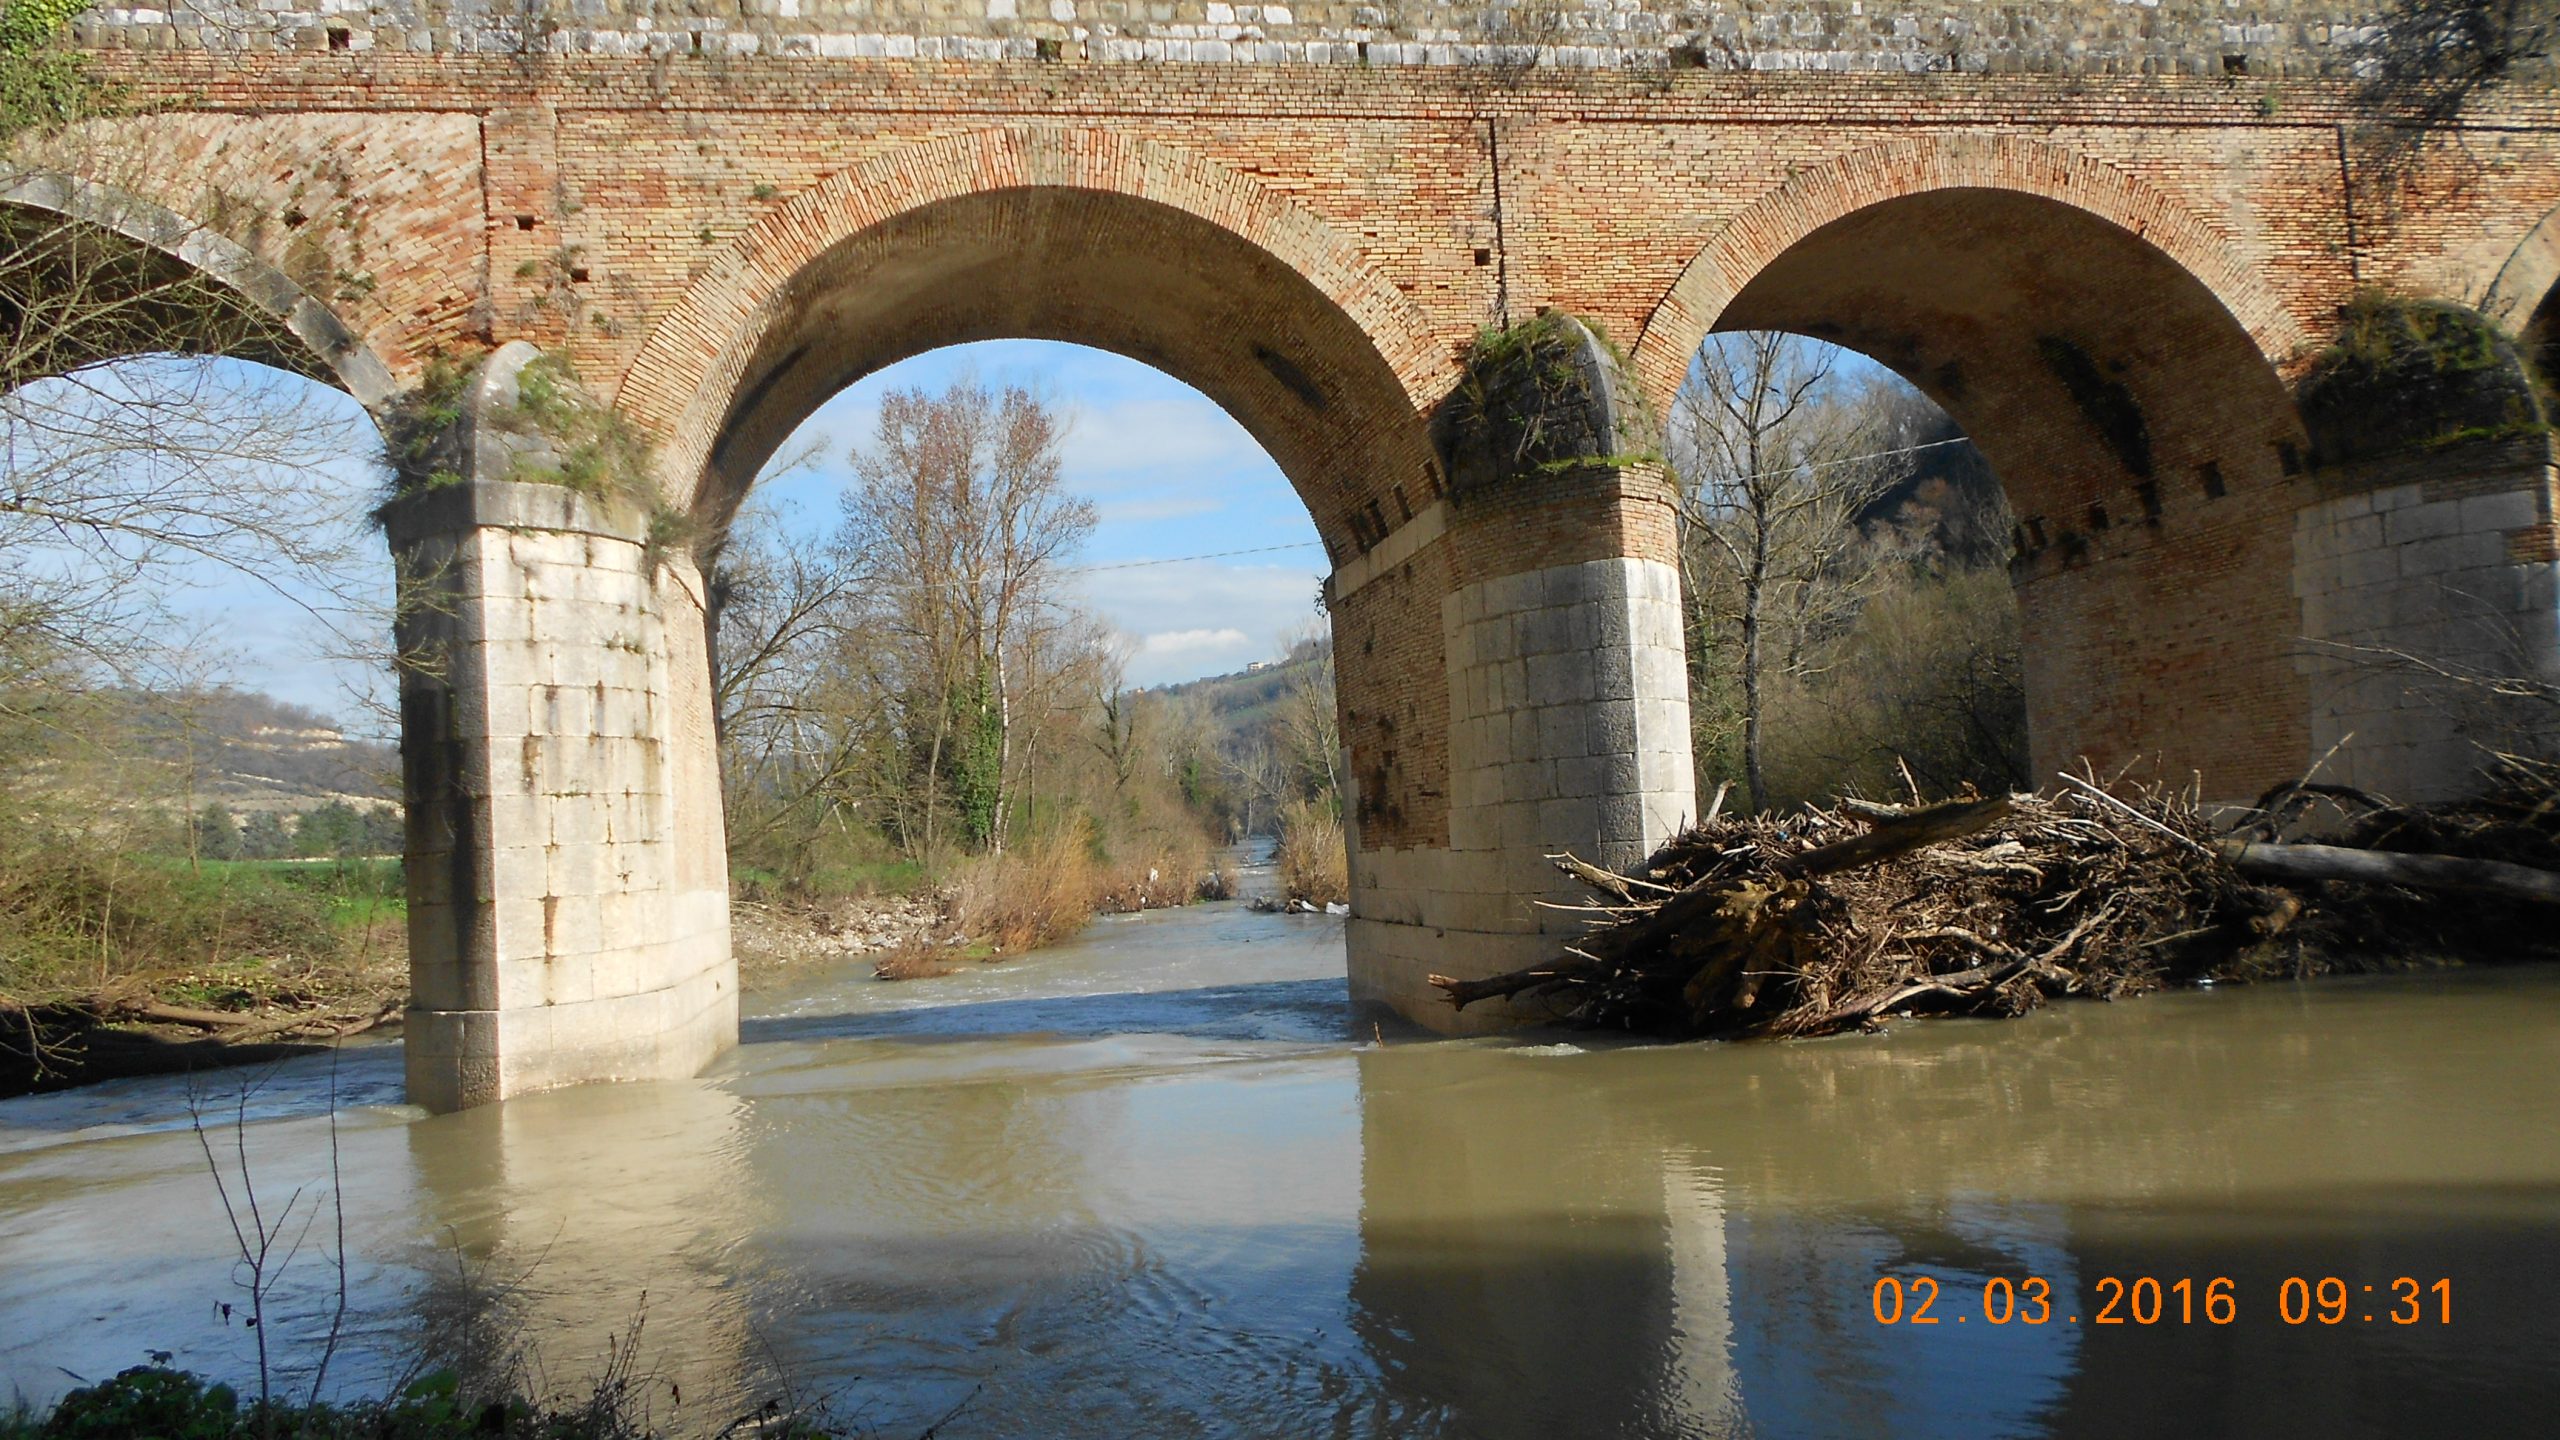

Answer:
[736,833,1244,984]
[0,850,409,1099]
[0,953,405,1101]
[3,840,1246,1098]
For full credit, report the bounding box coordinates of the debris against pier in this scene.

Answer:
[1432,760,2560,1039]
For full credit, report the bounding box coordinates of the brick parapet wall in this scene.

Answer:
[62,52,2560,414]
[76,48,2560,124]
[65,0,2502,82]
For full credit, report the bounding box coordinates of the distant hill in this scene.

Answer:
[94,689,399,813]
[1853,391,2012,568]
[1153,640,1325,744]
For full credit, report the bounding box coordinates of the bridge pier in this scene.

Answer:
[2291,302,2560,802]
[386,348,737,1113]
[2292,435,2560,801]
[1341,315,1697,1028]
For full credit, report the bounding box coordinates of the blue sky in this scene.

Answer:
[167,341,1325,733]
[749,340,1327,689]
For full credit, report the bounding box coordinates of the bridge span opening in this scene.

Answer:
[1652,185,2320,799]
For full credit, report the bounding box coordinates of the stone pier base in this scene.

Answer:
[2291,437,2560,801]
[388,480,737,1113]
[1346,556,1695,1030]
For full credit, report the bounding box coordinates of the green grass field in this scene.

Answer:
[733,856,929,900]
[163,857,406,930]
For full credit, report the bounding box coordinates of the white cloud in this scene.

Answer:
[1072,560,1324,687]
[1140,627,1250,657]
[1058,397,1275,486]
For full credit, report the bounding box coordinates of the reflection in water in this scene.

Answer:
[402,1078,764,1422]
[4,883,2558,1436]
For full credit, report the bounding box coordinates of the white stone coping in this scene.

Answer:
[1328,496,1447,604]
[380,479,650,549]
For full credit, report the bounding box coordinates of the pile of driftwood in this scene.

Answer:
[1431,763,2560,1040]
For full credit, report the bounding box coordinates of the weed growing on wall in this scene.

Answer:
[507,354,654,503]
[376,350,480,498]
[0,0,100,135]
[1435,312,1658,502]
[2299,292,2552,462]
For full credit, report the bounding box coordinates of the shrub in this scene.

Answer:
[871,935,957,982]
[945,824,1100,957]
[32,1367,237,1440]
[8,1361,849,1439]
[1273,798,1348,907]
[1197,857,1239,901]
[0,837,350,1002]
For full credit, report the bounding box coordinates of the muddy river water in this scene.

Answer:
[5,867,2559,1437]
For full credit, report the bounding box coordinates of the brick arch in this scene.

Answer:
[1630,133,2325,803]
[2481,199,2560,352]
[1628,134,2309,411]
[0,168,395,409]
[614,126,1449,535]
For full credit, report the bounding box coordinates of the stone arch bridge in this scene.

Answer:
[21,0,2558,1108]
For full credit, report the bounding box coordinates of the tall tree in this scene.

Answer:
[1273,633,1342,811]
[836,380,1094,856]
[191,803,240,861]
[1672,334,1904,812]
[710,509,884,865]
[1087,645,1148,796]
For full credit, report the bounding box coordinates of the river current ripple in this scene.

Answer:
[5,861,2558,1437]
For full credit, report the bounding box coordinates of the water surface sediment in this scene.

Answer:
[4,883,2556,1437]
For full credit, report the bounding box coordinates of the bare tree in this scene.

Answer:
[709,507,886,866]
[1220,736,1285,838]
[836,379,1094,856]
[1672,333,1905,811]
[0,362,374,682]
[1086,643,1148,795]
[1272,629,1341,809]
[0,66,385,787]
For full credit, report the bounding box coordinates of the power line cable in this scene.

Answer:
[1686,433,1972,486]
[1068,541,1325,573]
[817,432,1980,592]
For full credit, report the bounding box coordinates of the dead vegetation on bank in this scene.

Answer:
[1,963,406,1099]
[735,828,1243,985]
[1433,758,2560,1039]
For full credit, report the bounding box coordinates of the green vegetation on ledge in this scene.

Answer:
[4,1363,846,1440]
[2298,291,2553,464]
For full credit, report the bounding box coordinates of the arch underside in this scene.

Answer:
[0,174,393,407]
[1710,187,2314,793]
[2526,285,2560,387]
[698,186,1439,559]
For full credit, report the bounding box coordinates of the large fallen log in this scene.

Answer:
[2217,839,2560,905]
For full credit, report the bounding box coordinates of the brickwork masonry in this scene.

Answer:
[29,32,2560,1094]
[72,0,2441,79]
